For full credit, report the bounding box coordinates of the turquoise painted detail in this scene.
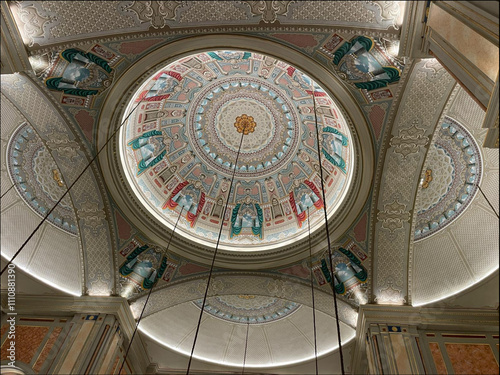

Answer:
[337,247,367,282]
[230,203,264,239]
[322,148,346,173]
[354,67,400,91]
[252,203,263,238]
[208,52,223,60]
[142,255,167,289]
[333,36,373,65]
[61,48,112,73]
[323,127,348,146]
[45,77,99,97]
[119,245,149,276]
[320,259,345,294]
[138,150,166,175]
[320,247,367,294]
[128,130,163,149]
[230,204,242,237]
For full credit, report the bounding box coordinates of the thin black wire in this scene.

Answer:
[311,86,345,375]
[477,184,499,219]
[307,207,319,375]
[241,322,250,375]
[0,89,149,276]
[0,184,16,199]
[118,207,184,375]
[186,131,245,375]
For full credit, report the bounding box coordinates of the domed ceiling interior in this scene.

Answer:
[121,50,353,251]
[0,0,498,372]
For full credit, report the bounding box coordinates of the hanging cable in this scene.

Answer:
[241,322,250,375]
[477,184,499,219]
[186,130,246,375]
[119,207,184,375]
[0,184,16,199]
[310,85,345,375]
[307,207,319,375]
[1,85,152,276]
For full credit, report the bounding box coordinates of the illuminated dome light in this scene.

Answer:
[119,50,355,251]
[138,298,356,368]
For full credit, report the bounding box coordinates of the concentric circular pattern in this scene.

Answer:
[414,118,482,240]
[121,50,353,249]
[193,295,300,324]
[189,77,299,178]
[7,123,78,235]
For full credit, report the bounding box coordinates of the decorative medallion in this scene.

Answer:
[193,294,300,324]
[414,117,482,240]
[7,123,78,235]
[234,114,256,135]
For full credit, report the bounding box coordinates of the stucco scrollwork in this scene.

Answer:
[15,1,58,47]
[120,1,184,29]
[390,122,430,158]
[244,1,294,23]
[377,199,410,232]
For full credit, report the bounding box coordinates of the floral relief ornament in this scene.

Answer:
[120,1,184,29]
[390,121,429,158]
[244,0,294,23]
[16,2,58,47]
[375,278,406,304]
[377,199,410,232]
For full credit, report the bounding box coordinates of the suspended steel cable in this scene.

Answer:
[242,322,250,375]
[307,207,319,375]
[477,184,499,219]
[0,84,151,276]
[0,184,16,199]
[310,85,345,375]
[118,207,184,375]
[186,131,246,375]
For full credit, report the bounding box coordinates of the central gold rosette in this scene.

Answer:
[234,114,256,135]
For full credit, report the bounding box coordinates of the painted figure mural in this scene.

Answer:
[332,36,401,91]
[128,130,167,175]
[45,47,114,98]
[230,200,263,239]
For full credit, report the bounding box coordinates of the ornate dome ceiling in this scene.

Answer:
[120,50,354,251]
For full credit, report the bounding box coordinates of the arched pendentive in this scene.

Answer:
[130,273,358,328]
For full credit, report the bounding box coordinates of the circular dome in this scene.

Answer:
[119,50,355,251]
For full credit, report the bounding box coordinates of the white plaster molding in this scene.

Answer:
[0,2,31,74]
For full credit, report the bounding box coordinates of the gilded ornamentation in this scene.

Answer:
[421,169,432,189]
[52,169,64,187]
[234,114,257,135]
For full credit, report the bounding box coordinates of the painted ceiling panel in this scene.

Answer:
[9,1,403,48]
